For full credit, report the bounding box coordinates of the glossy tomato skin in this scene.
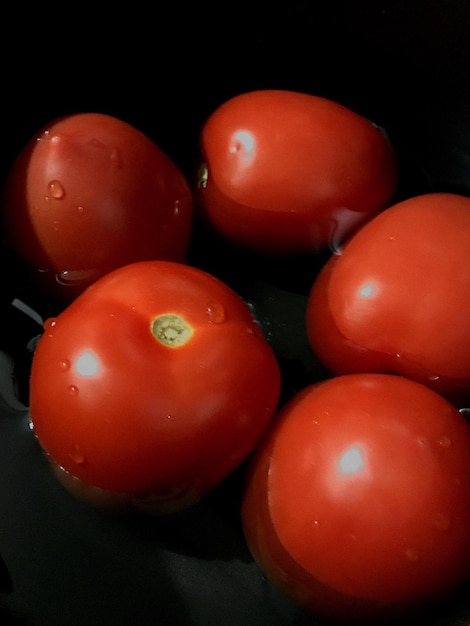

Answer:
[196,89,398,254]
[1,113,193,303]
[29,260,281,512]
[306,192,470,408]
[241,373,470,624]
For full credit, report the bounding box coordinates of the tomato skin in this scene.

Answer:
[197,89,398,254]
[1,113,193,303]
[306,192,470,408]
[29,260,281,512]
[241,373,470,624]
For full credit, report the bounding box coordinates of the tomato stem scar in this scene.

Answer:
[152,314,193,347]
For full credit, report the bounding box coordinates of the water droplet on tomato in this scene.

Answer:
[43,318,57,336]
[110,147,122,168]
[47,180,65,199]
[438,436,452,448]
[77,205,85,215]
[206,302,226,324]
[68,385,79,396]
[55,269,98,286]
[59,359,70,371]
[88,137,106,149]
[405,548,419,562]
[70,445,86,465]
[432,512,451,531]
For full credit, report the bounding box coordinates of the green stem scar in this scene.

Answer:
[152,314,193,347]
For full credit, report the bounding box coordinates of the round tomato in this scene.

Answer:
[28,260,281,513]
[1,113,193,304]
[241,373,470,624]
[196,89,398,254]
[306,192,470,408]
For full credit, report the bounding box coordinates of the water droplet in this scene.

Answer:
[43,318,57,334]
[59,359,70,371]
[206,302,226,324]
[38,129,50,142]
[438,436,452,448]
[418,437,427,446]
[405,548,419,562]
[433,512,451,531]
[52,220,60,232]
[166,414,174,420]
[428,374,440,382]
[68,385,79,396]
[70,445,86,465]
[173,200,180,215]
[55,269,98,285]
[110,147,122,168]
[77,205,85,215]
[47,180,65,199]
[312,519,320,528]
[386,235,397,242]
[88,137,106,149]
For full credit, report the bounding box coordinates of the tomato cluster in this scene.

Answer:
[2,90,470,624]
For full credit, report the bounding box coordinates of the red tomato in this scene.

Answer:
[29,260,281,513]
[1,113,193,303]
[196,89,398,254]
[241,373,470,624]
[306,192,470,408]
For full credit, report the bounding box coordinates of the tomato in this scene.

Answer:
[28,260,281,513]
[1,113,193,304]
[241,373,470,624]
[306,192,470,408]
[196,89,398,254]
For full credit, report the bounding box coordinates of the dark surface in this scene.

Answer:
[2,1,470,624]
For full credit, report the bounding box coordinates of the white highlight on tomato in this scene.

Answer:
[358,282,376,298]
[230,130,256,163]
[337,445,365,475]
[75,350,100,377]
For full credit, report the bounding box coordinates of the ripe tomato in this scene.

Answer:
[1,113,193,304]
[28,260,281,513]
[196,89,398,254]
[306,192,470,408]
[241,373,470,624]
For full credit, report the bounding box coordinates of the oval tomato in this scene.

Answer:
[1,113,193,304]
[241,373,470,624]
[306,192,470,408]
[196,89,398,254]
[28,260,281,513]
